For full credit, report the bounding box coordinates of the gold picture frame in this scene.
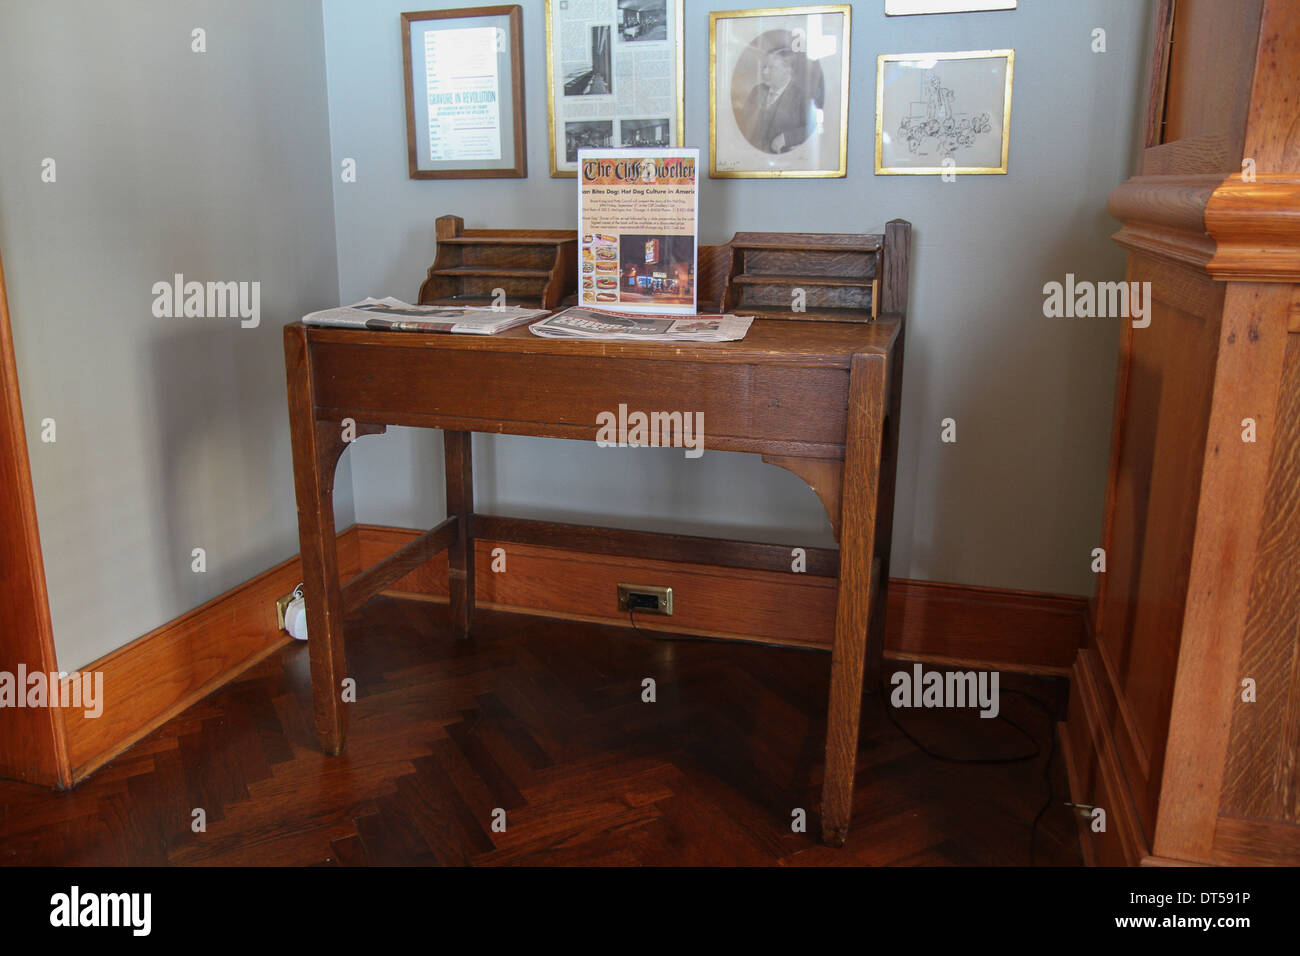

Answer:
[875,49,1014,175]
[709,5,851,179]
[545,0,686,179]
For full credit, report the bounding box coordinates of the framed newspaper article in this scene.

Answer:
[546,0,686,178]
[577,148,699,314]
[401,6,527,179]
[710,5,851,178]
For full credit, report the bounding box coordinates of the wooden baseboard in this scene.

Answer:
[29,522,1084,788]
[60,563,296,783]
[1061,648,1150,866]
[56,531,364,784]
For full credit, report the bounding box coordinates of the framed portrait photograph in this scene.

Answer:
[885,0,1016,14]
[875,49,1014,175]
[545,0,686,178]
[401,6,527,179]
[710,5,852,179]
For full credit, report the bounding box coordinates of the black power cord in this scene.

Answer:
[881,680,1060,865]
[623,609,1063,864]
[627,605,818,652]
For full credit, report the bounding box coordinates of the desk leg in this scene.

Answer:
[285,332,352,756]
[444,431,475,639]
[867,329,905,690]
[822,352,887,847]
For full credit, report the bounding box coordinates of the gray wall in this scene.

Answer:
[0,0,1151,674]
[0,0,349,671]
[325,0,1149,597]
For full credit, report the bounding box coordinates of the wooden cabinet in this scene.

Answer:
[1062,0,1300,866]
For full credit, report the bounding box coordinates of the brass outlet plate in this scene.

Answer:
[276,592,296,631]
[617,583,673,616]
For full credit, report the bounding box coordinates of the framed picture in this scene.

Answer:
[545,0,686,178]
[884,0,1016,14]
[578,149,700,313]
[875,49,1014,175]
[709,5,851,179]
[401,6,527,179]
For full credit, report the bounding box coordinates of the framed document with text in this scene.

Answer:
[710,5,851,178]
[546,0,685,178]
[402,6,527,179]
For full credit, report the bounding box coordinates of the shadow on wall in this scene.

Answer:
[894,205,1122,593]
[149,318,291,609]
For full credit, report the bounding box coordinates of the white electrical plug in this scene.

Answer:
[285,585,308,641]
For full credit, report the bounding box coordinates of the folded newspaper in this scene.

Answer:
[302,297,548,335]
[530,307,753,342]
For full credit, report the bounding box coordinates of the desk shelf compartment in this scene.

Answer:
[419,216,578,310]
[723,233,882,322]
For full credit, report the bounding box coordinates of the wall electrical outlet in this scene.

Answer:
[276,591,296,631]
[617,583,673,616]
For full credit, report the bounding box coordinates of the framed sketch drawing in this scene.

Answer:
[875,49,1014,175]
[885,0,1016,14]
[710,5,851,179]
[401,6,527,179]
[545,0,686,178]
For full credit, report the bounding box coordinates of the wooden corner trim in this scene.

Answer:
[1070,648,1151,865]
[1107,175,1220,270]
[0,248,70,788]
[1205,176,1300,282]
[760,455,844,540]
[1107,174,1300,283]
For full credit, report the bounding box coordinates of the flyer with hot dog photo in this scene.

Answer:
[577,148,699,314]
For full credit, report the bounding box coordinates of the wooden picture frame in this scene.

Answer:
[402,6,527,179]
[545,0,686,178]
[709,5,852,179]
[875,49,1014,175]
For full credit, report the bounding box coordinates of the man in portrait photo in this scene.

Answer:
[737,48,819,154]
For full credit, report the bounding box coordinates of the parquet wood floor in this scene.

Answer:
[0,598,1083,866]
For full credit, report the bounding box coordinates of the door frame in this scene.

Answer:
[0,245,70,787]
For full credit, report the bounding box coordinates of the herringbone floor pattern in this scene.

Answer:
[0,598,1083,865]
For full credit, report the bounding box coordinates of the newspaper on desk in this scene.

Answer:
[302,297,548,335]
[530,307,753,342]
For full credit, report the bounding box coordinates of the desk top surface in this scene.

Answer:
[298,316,901,370]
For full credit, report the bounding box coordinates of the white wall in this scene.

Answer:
[324,0,1150,597]
[0,0,348,671]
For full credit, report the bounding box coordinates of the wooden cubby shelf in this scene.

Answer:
[419,216,578,310]
[722,231,883,321]
[417,218,908,322]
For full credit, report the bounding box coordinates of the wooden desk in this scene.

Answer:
[283,223,909,847]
